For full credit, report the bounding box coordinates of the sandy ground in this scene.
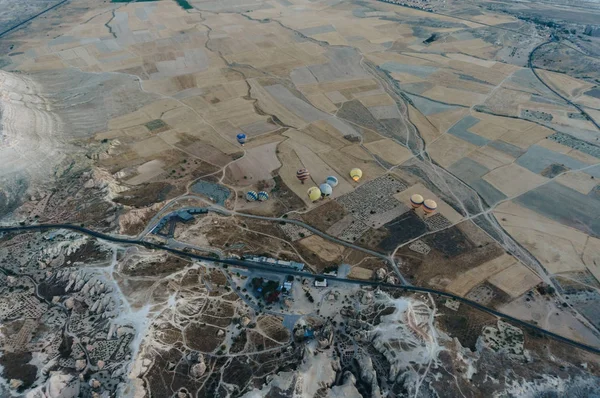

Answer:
[427,134,478,168]
[0,71,67,182]
[297,235,344,262]
[499,294,600,348]
[583,237,600,282]
[499,124,551,149]
[227,141,282,186]
[125,160,165,185]
[363,139,413,165]
[347,266,374,280]
[421,86,488,107]
[495,202,589,274]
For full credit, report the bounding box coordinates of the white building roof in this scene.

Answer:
[314,279,328,287]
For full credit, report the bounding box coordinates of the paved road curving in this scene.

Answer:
[529,40,600,131]
[1,223,600,355]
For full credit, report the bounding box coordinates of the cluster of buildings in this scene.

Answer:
[152,208,208,237]
[246,256,305,271]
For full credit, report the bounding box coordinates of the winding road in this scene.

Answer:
[1,222,600,355]
[529,39,600,131]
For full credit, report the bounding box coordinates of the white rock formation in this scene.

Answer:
[46,372,80,398]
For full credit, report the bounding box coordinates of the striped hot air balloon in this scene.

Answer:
[236,133,247,145]
[307,187,321,201]
[319,183,333,197]
[296,168,310,184]
[410,194,424,209]
[350,168,362,182]
[258,191,269,201]
[246,191,258,201]
[326,176,338,187]
[423,199,438,214]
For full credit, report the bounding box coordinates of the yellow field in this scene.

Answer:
[298,235,344,262]
[446,253,516,296]
[427,108,470,135]
[307,93,338,113]
[488,263,542,297]
[421,86,488,107]
[537,69,594,99]
[555,171,598,195]
[468,120,509,140]
[427,134,477,168]
[358,93,396,107]
[363,139,413,165]
[468,146,515,170]
[348,267,374,280]
[407,105,443,144]
[483,163,547,197]
[446,53,496,68]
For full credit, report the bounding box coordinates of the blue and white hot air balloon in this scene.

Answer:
[319,183,333,197]
[246,191,258,201]
[325,176,338,187]
[236,133,247,146]
[258,191,269,201]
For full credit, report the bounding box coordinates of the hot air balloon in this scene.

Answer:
[236,133,247,145]
[296,168,310,184]
[246,191,258,201]
[423,199,438,214]
[307,187,321,201]
[325,176,338,187]
[258,191,269,201]
[350,168,362,182]
[410,194,424,209]
[319,183,333,197]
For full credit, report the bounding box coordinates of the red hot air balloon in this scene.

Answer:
[296,168,310,184]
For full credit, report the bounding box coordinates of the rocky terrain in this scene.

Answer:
[1,0,600,396]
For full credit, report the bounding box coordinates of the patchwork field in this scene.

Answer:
[3,0,600,363]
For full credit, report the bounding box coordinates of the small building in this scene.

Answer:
[188,208,208,215]
[283,281,293,292]
[314,278,328,288]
